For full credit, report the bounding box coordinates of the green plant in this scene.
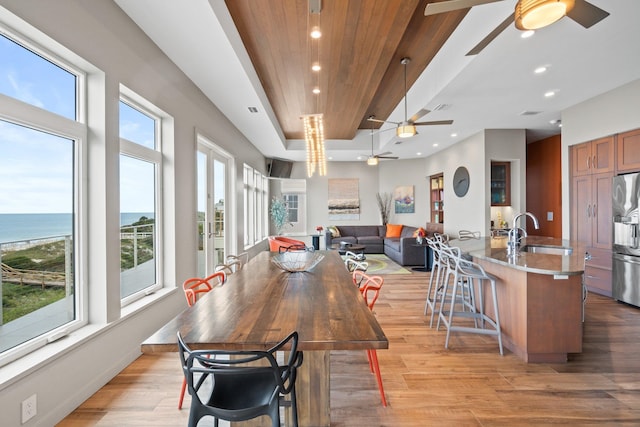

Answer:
[270,197,289,234]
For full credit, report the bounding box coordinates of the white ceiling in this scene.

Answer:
[116,0,640,162]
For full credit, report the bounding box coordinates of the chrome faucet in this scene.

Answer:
[507,212,540,257]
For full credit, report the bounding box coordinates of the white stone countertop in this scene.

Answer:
[449,235,589,276]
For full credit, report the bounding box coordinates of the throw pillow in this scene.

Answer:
[412,227,426,238]
[386,224,403,238]
[327,226,340,238]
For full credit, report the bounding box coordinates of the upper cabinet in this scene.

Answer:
[491,161,511,206]
[616,128,640,173]
[571,136,614,176]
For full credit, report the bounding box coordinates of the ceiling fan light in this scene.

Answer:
[367,157,379,166]
[396,124,416,138]
[515,0,574,31]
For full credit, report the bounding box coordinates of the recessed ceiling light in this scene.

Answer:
[534,66,547,74]
[312,87,320,94]
[328,156,333,160]
[356,156,363,160]
[311,62,321,72]
[521,30,535,39]
[450,133,457,138]
[416,152,422,156]
[544,91,555,97]
[310,26,321,39]
[433,143,439,147]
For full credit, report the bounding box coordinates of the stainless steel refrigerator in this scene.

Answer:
[613,172,640,307]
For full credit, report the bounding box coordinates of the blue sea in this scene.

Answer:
[0,213,154,244]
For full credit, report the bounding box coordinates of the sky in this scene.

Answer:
[0,34,155,214]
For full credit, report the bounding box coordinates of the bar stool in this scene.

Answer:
[437,248,503,355]
[423,236,445,326]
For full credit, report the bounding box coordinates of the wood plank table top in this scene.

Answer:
[141,250,388,353]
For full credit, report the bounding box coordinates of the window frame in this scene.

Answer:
[118,91,164,306]
[0,25,88,366]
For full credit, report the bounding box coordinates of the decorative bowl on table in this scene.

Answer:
[271,252,325,272]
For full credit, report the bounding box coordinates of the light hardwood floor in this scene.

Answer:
[58,271,640,426]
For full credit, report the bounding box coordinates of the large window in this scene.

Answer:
[119,97,162,303]
[243,164,268,247]
[0,31,84,361]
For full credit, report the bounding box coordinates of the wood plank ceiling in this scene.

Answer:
[225,0,468,140]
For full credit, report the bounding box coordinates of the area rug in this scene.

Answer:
[343,253,412,275]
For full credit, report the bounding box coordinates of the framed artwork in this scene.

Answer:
[394,185,415,213]
[328,178,360,220]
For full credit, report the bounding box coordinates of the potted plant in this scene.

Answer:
[270,197,289,235]
[376,192,392,225]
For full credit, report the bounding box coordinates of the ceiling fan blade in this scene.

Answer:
[409,108,430,123]
[466,12,514,56]
[375,151,393,157]
[567,0,609,28]
[424,0,503,16]
[413,120,454,126]
[367,117,400,126]
[373,126,398,135]
[377,155,399,160]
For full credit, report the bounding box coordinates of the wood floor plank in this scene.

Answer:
[57,271,640,426]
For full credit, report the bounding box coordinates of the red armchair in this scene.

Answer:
[268,236,306,252]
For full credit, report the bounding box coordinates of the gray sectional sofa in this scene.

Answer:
[324,224,425,266]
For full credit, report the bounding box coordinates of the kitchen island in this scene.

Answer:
[452,235,588,363]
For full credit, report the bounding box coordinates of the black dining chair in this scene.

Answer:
[177,331,304,427]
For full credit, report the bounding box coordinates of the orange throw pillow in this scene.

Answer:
[386,224,403,238]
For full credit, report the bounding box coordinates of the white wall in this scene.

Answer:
[0,1,266,425]
[485,129,527,228]
[560,78,640,238]
[378,158,430,228]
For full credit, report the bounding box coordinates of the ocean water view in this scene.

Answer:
[0,213,154,244]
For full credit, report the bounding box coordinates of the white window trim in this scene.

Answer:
[0,23,89,367]
[118,89,166,306]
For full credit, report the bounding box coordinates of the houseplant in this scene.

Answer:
[376,192,392,225]
[270,197,289,234]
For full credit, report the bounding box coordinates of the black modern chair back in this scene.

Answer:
[177,331,303,427]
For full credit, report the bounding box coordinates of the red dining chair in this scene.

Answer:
[178,271,227,409]
[355,272,387,407]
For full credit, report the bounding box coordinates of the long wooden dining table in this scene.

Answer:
[141,250,388,426]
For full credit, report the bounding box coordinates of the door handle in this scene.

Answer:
[592,155,596,169]
[586,156,590,169]
[593,203,596,217]
[586,204,590,218]
[208,222,213,238]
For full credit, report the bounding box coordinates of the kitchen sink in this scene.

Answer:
[520,244,573,256]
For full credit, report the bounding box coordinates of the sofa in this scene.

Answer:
[324,224,426,266]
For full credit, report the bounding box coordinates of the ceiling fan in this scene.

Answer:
[424,0,610,56]
[367,57,453,139]
[363,125,398,166]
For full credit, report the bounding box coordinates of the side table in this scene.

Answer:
[311,234,321,251]
[411,243,432,272]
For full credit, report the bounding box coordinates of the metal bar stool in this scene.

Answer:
[423,236,447,327]
[437,248,503,355]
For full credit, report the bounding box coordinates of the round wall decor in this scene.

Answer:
[453,166,470,197]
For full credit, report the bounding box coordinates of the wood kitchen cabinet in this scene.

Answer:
[616,128,640,173]
[570,139,614,297]
[571,136,614,176]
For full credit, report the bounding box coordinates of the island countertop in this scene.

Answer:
[451,235,588,276]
